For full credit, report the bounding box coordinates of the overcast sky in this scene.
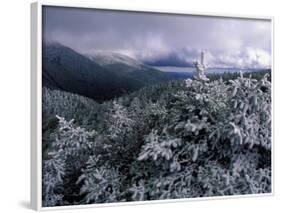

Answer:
[43,6,271,69]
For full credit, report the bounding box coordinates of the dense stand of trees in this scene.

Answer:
[42,71,272,207]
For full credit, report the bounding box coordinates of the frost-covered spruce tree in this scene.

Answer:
[105,100,134,141]
[42,87,101,161]
[42,116,97,206]
[78,99,139,196]
[144,100,168,129]
[218,73,271,194]
[42,153,65,206]
[77,156,123,204]
[135,73,271,200]
[226,73,271,150]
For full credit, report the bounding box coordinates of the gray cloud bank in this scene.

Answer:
[43,6,271,69]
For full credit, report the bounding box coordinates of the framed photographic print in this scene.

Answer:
[31,1,273,210]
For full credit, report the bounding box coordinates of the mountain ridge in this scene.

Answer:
[42,42,177,101]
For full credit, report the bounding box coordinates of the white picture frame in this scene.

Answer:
[31,1,274,210]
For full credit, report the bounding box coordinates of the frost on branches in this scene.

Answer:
[105,100,134,140]
[42,116,97,206]
[42,72,271,206]
[135,73,271,200]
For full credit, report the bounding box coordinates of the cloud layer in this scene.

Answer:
[143,47,271,69]
[43,6,271,69]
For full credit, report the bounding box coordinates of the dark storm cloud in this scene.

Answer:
[43,6,271,68]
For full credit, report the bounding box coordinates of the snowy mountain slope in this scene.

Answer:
[85,51,176,84]
[43,42,175,101]
[87,52,144,69]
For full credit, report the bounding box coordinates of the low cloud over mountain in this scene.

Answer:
[43,6,271,70]
[142,47,271,69]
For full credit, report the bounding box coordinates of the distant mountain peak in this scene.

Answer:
[85,51,145,69]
